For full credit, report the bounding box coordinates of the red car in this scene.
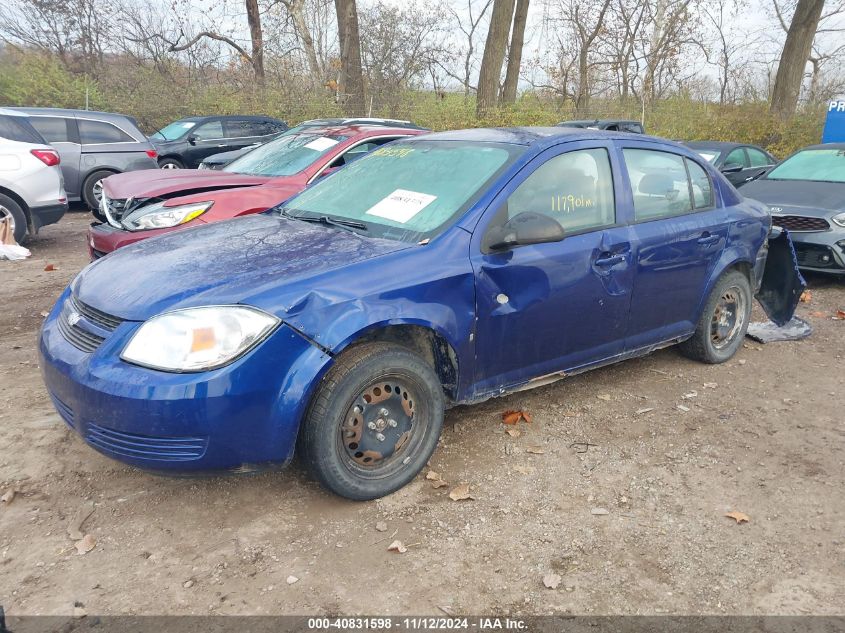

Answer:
[88,124,425,258]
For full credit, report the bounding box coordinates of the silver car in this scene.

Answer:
[0,109,67,243]
[9,108,158,211]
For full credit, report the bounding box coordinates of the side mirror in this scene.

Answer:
[187,134,199,145]
[487,212,565,251]
[721,163,743,174]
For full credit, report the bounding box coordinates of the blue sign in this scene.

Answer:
[822,100,845,143]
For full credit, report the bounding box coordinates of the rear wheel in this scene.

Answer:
[299,343,445,500]
[679,270,752,364]
[0,193,27,244]
[82,170,115,211]
[158,158,183,170]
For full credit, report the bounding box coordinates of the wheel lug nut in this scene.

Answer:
[376,433,385,442]
[368,422,377,430]
[353,406,362,414]
[388,419,398,428]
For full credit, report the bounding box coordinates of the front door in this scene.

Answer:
[470,143,635,395]
[184,120,228,167]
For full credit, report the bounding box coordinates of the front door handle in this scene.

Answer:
[594,254,625,267]
[697,233,720,246]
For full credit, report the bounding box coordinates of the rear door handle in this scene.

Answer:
[594,254,625,267]
[697,233,720,246]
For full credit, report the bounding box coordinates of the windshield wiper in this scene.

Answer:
[280,208,367,232]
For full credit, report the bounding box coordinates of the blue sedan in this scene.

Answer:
[39,128,803,500]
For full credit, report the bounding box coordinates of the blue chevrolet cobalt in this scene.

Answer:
[39,128,802,500]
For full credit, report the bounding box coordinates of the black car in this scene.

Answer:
[557,119,645,134]
[741,143,845,274]
[198,117,427,170]
[150,115,288,169]
[683,141,777,188]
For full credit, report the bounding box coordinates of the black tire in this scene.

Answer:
[300,342,445,500]
[82,169,116,211]
[0,193,28,244]
[679,270,752,364]
[158,157,184,170]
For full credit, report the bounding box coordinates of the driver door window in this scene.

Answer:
[487,148,616,244]
[193,121,224,141]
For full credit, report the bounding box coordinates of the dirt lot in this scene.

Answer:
[1,210,844,617]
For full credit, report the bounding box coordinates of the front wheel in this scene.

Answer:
[679,270,752,364]
[299,342,445,500]
[158,158,183,170]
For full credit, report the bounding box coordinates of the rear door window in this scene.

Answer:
[28,116,73,143]
[0,115,46,144]
[685,158,714,209]
[78,119,135,144]
[747,148,772,167]
[624,149,694,221]
[193,120,224,140]
[724,148,749,168]
[224,120,266,138]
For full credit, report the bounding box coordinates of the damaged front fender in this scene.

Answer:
[755,227,807,326]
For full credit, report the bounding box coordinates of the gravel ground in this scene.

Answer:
[1,210,843,617]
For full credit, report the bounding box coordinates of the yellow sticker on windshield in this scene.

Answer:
[371,147,415,158]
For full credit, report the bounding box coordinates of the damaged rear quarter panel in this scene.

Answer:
[246,226,478,397]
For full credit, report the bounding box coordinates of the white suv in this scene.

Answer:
[0,109,67,243]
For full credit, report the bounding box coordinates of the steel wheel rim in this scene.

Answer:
[0,206,14,234]
[337,374,426,477]
[711,286,746,349]
[161,162,179,170]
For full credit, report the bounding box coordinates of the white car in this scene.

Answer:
[0,108,67,243]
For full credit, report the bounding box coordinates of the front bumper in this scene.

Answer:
[30,202,69,232]
[782,229,845,274]
[87,222,190,259]
[39,288,333,472]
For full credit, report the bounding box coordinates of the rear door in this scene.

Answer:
[620,145,728,349]
[741,147,777,186]
[28,115,81,197]
[470,141,636,393]
[223,119,269,154]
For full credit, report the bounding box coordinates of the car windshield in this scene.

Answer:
[695,150,719,163]
[766,148,845,183]
[224,133,348,177]
[280,140,520,242]
[151,120,197,141]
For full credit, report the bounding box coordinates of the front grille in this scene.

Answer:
[49,392,75,428]
[771,215,830,232]
[101,193,130,226]
[57,295,124,353]
[86,422,209,462]
[69,295,123,331]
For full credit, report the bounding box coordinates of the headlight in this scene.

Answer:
[121,200,213,231]
[121,306,279,372]
[832,212,845,228]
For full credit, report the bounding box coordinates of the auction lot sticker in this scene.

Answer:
[366,189,437,223]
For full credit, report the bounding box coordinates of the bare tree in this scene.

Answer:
[770,0,826,117]
[501,0,529,103]
[276,0,323,81]
[445,0,494,96]
[476,0,515,115]
[335,0,366,115]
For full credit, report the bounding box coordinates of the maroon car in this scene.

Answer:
[88,124,425,258]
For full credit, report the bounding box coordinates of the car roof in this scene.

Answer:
[286,124,424,137]
[174,115,284,122]
[0,108,30,118]
[415,126,670,148]
[683,141,743,150]
[560,119,642,126]
[9,107,134,122]
[799,142,845,151]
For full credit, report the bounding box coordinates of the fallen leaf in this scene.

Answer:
[725,511,750,524]
[703,382,718,389]
[521,411,533,423]
[375,521,388,532]
[591,507,610,516]
[597,394,611,401]
[73,606,87,618]
[799,290,812,303]
[67,500,95,541]
[502,410,521,425]
[505,428,521,438]
[425,471,441,481]
[543,573,562,589]
[526,445,545,454]
[286,575,299,584]
[448,483,474,501]
[75,534,96,555]
[387,540,407,553]
[835,310,845,320]
[809,311,828,318]
[430,479,449,489]
[1,488,16,506]
[676,405,690,412]
[44,263,57,272]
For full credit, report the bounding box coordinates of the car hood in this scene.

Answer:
[102,169,272,199]
[72,214,411,321]
[742,179,845,216]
